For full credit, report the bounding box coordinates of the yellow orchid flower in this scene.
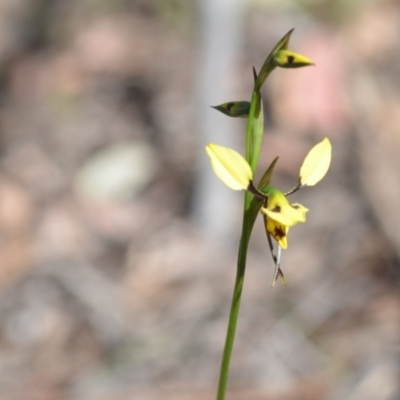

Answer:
[260,187,308,250]
[205,138,330,256]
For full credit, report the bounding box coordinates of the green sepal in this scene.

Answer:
[257,156,279,193]
[246,157,279,231]
[211,101,251,118]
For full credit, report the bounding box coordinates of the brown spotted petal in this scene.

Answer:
[266,218,289,249]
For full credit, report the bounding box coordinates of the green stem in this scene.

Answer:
[217,76,264,400]
[216,191,253,400]
[245,90,257,163]
[245,89,264,171]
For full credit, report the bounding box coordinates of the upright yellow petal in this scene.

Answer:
[300,138,332,186]
[205,144,253,190]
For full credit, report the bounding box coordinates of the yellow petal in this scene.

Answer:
[273,50,314,69]
[300,138,332,186]
[266,218,289,249]
[291,203,309,219]
[262,203,308,227]
[205,144,253,190]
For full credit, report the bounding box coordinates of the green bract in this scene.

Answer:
[211,101,251,118]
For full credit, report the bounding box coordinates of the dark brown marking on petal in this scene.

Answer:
[271,205,281,213]
[291,204,299,209]
[274,226,285,239]
[226,102,234,111]
[287,55,294,64]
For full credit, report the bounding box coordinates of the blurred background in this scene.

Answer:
[0,0,399,399]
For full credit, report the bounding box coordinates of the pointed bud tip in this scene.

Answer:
[273,49,314,69]
[211,101,250,118]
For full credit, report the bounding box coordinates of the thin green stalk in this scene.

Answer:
[245,89,264,171]
[216,191,252,400]
[217,87,264,400]
[245,90,258,163]
[250,94,263,172]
